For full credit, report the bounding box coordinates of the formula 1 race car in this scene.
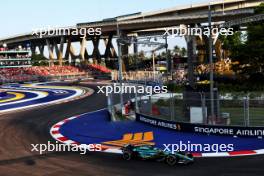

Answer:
[121,144,194,166]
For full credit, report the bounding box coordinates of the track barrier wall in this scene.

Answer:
[136,113,264,138]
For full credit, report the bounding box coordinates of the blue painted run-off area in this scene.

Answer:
[59,110,264,153]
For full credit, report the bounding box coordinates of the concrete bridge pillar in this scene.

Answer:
[196,35,206,63]
[133,36,138,70]
[185,33,197,88]
[45,39,55,66]
[104,34,117,68]
[91,36,101,64]
[80,36,88,62]
[65,37,77,65]
[198,32,221,63]
[119,31,129,72]
[30,45,36,56]
[133,36,138,54]
[54,37,65,66]
[38,45,45,56]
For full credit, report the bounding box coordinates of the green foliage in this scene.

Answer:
[221,32,243,50]
[31,54,48,66]
[172,45,187,57]
[255,3,264,14]
[165,82,184,92]
[218,82,264,93]
[138,51,146,60]
[221,3,264,77]
[180,47,187,57]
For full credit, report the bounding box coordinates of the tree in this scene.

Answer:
[173,45,181,55]
[180,47,187,57]
[222,3,264,77]
[138,50,145,60]
[172,45,187,57]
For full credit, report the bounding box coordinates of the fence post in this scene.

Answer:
[201,92,207,124]
[149,95,152,115]
[216,93,221,119]
[139,81,142,111]
[108,88,116,121]
[243,96,250,127]
[135,85,139,113]
[170,92,174,121]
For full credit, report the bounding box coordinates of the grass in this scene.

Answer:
[221,107,264,126]
[215,99,264,126]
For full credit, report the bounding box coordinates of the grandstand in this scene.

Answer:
[0,46,113,82]
[0,64,112,83]
[82,64,111,80]
[0,66,86,82]
[84,64,111,74]
[0,52,112,83]
[0,47,31,68]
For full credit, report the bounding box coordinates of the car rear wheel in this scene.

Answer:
[166,155,178,166]
[186,153,194,165]
[123,151,132,161]
[187,153,193,159]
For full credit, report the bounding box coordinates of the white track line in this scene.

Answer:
[0,84,93,113]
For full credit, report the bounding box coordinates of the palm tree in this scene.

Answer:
[180,47,187,57]
[173,45,181,56]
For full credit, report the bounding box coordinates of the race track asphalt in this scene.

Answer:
[0,82,263,176]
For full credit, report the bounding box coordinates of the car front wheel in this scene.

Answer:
[166,155,178,166]
[123,151,132,161]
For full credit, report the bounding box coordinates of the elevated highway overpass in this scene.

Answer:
[0,0,262,67]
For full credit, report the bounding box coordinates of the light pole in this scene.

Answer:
[116,23,124,114]
[165,35,169,80]
[208,4,215,118]
[223,0,225,15]
[152,51,156,81]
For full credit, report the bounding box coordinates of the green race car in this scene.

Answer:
[121,144,194,166]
